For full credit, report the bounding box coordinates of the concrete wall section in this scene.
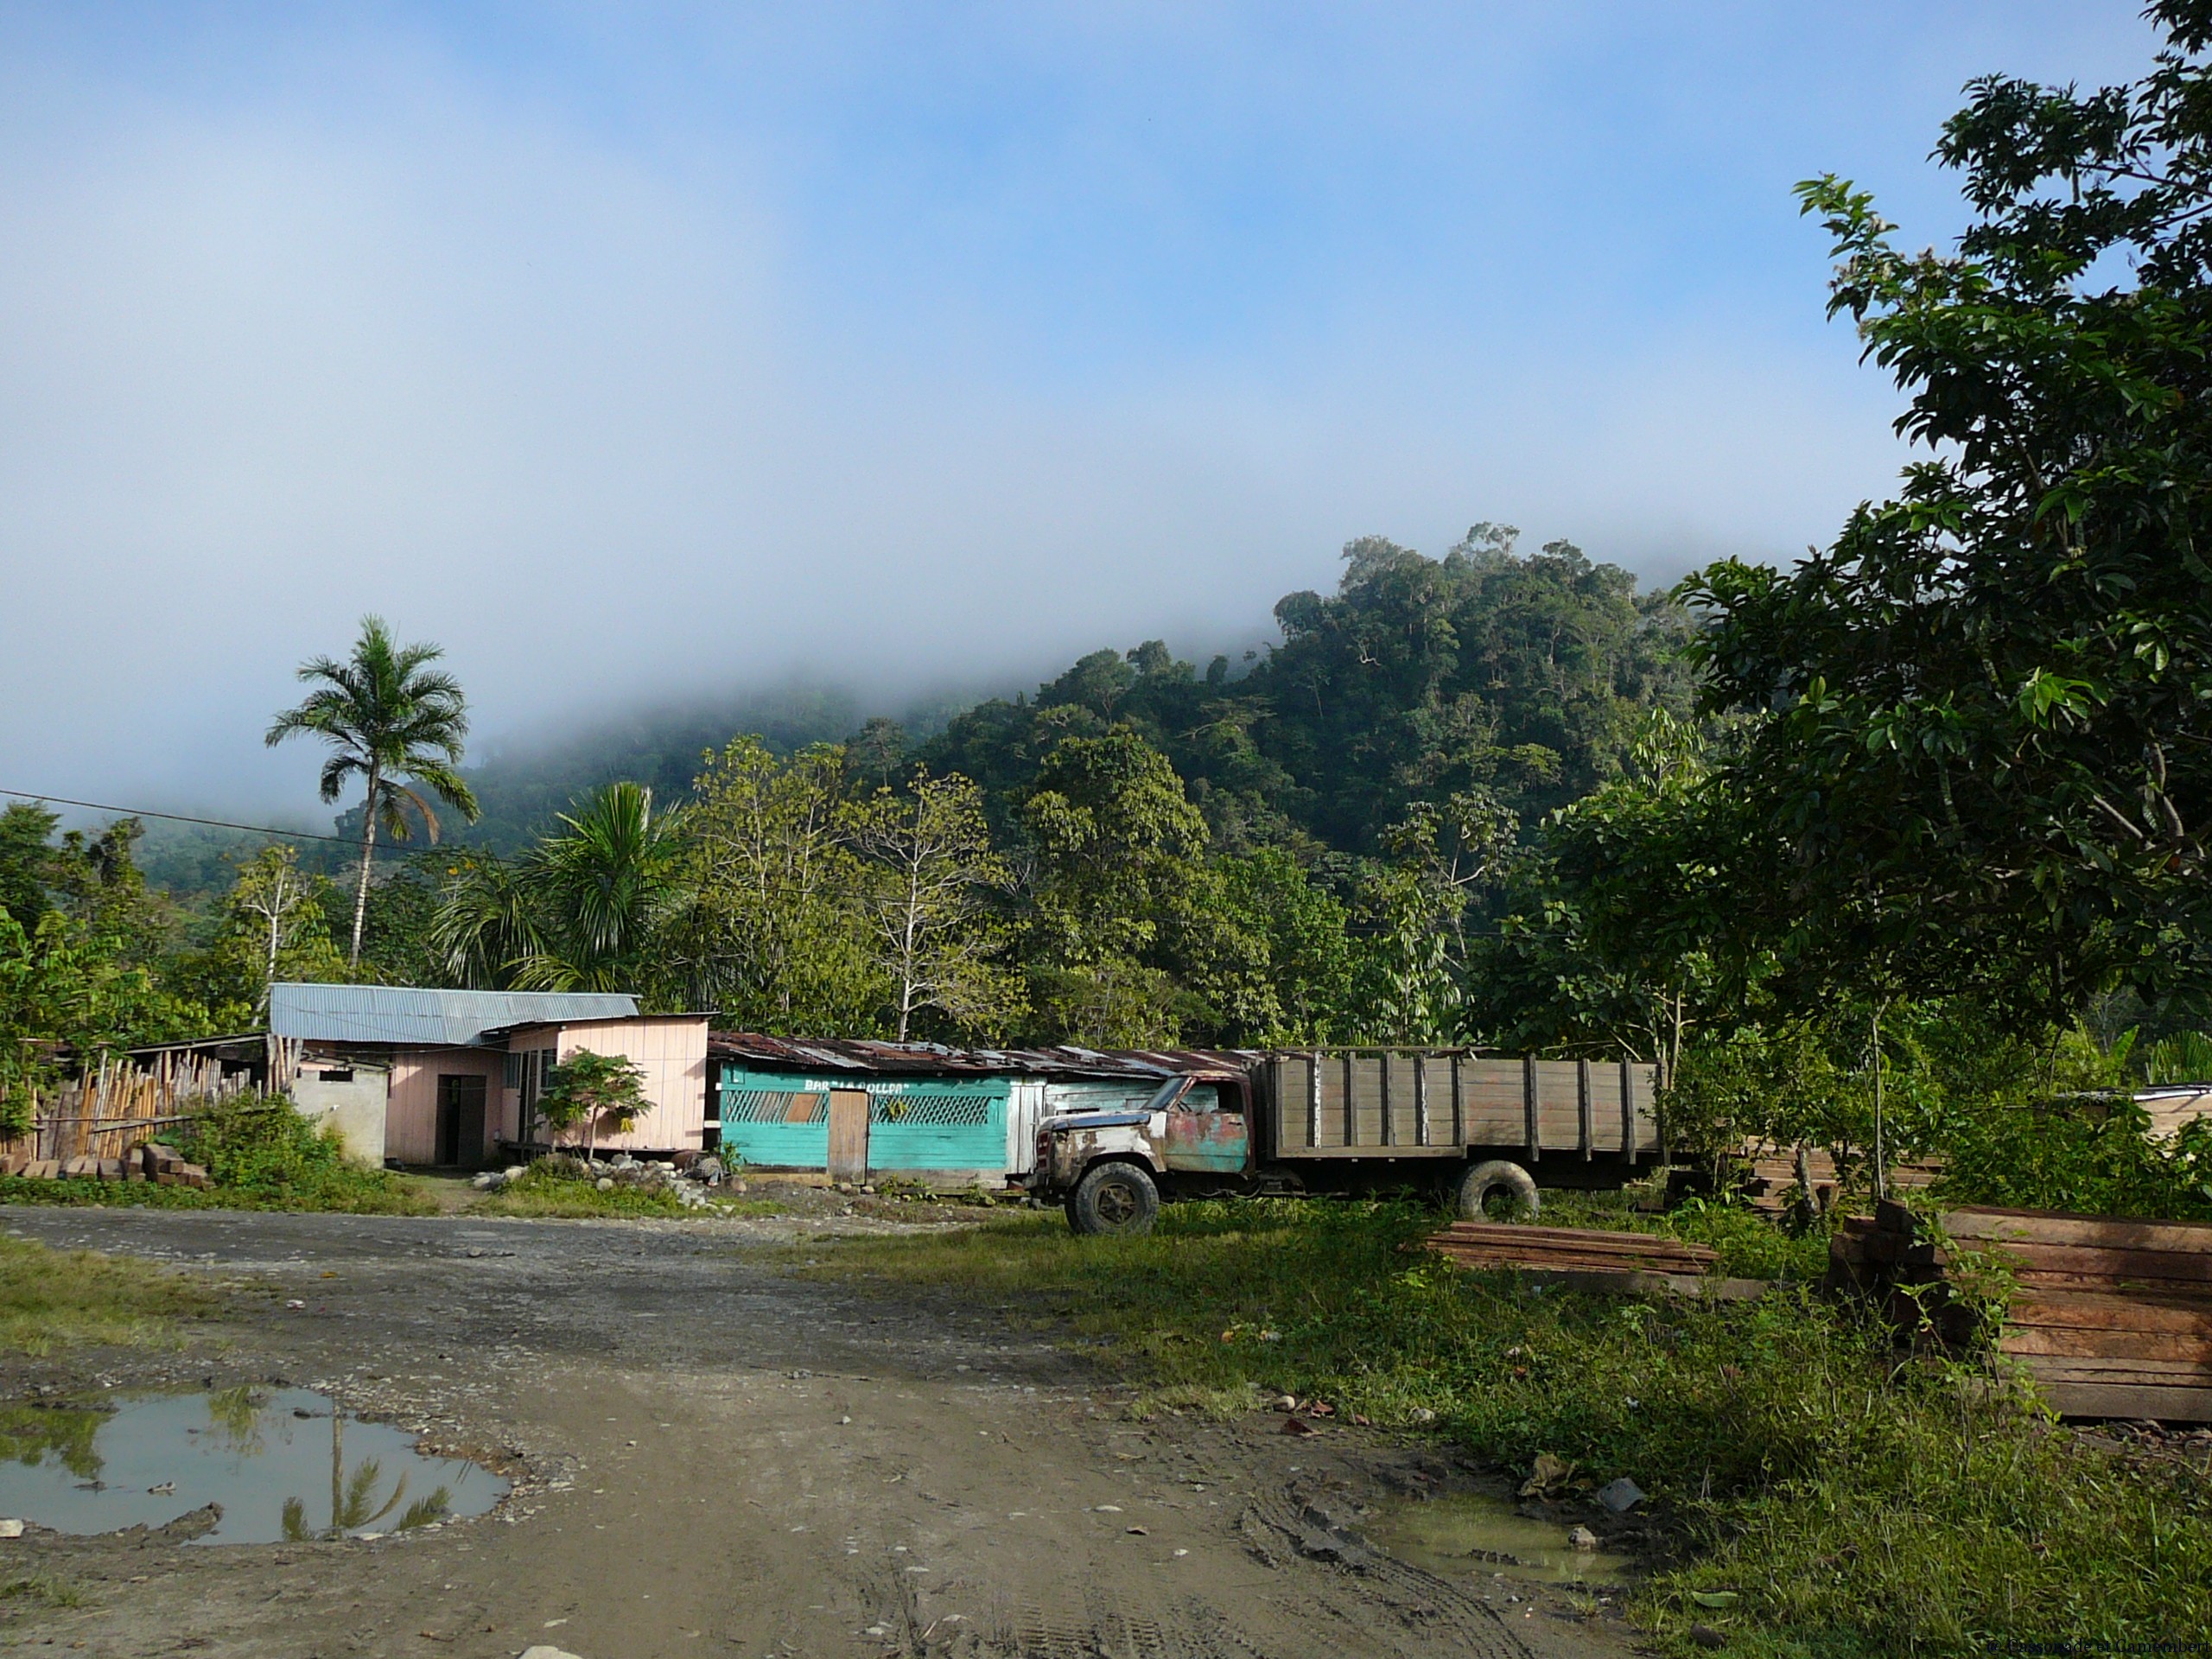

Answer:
[288,1063,389,1165]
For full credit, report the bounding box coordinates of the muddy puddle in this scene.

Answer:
[0,1387,507,1544]
[1363,1491,1635,1587]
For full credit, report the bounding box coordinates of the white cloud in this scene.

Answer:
[0,3,2123,817]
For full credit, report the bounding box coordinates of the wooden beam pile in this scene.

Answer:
[1427,1221,1718,1286]
[1738,1144,1942,1216]
[1827,1201,2212,1422]
[1,1141,210,1189]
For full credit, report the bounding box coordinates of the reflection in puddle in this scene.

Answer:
[1364,1491,1635,1587]
[0,1388,508,1544]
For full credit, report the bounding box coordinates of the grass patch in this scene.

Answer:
[717,1197,792,1218]
[0,1231,209,1353]
[0,1177,222,1211]
[815,1198,2212,1657]
[0,1171,433,1217]
[0,1574,82,1609]
[470,1165,788,1220]
[472,1166,690,1219]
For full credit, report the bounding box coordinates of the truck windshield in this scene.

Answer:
[1141,1076,1192,1114]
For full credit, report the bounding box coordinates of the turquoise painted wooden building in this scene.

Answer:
[707,1033,1242,1186]
[715,1066,1017,1182]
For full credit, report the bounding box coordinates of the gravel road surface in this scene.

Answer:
[0,1206,1640,1659]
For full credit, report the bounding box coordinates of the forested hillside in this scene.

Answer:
[24,524,1688,1060]
[296,521,1687,872]
[919,524,1691,855]
[142,524,1681,927]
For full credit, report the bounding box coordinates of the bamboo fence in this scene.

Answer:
[9,1051,257,1164]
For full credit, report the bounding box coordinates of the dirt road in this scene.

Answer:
[0,1207,1641,1659]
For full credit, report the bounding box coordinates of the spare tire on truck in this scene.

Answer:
[1066,1161,1160,1236]
[1455,1159,1539,1222]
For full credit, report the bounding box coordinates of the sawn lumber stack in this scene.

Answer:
[0,1141,209,1189]
[1828,1201,2212,1422]
[1427,1221,1718,1282]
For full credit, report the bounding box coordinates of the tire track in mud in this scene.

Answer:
[1235,1490,1534,1659]
[893,1493,1534,1659]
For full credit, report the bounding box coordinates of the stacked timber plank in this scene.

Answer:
[1827,1201,2212,1422]
[0,1141,210,1189]
[1427,1221,1718,1287]
[1824,1199,1980,1344]
[1738,1144,1942,1216]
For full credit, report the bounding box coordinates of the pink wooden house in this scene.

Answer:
[268,983,709,1167]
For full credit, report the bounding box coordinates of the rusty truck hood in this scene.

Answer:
[1039,1109,1158,1132]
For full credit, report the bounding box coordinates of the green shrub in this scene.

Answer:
[1934,1097,2212,1221]
[161,1094,429,1215]
[1654,1195,1833,1281]
[1520,1188,1832,1281]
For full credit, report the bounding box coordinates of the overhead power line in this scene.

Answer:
[0,787,391,851]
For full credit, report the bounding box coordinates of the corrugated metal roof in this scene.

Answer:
[270,982,639,1048]
[708,1031,1255,1080]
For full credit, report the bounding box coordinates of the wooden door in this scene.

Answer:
[436,1075,487,1167]
[826,1089,870,1183]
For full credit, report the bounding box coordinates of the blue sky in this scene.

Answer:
[0,2,2160,811]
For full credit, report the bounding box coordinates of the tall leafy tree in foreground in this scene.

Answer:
[215,847,350,1019]
[1019,728,1210,1045]
[267,618,479,965]
[680,738,883,1033]
[1179,849,1355,1047]
[1686,0,2212,1025]
[0,817,220,1127]
[427,786,688,1001]
[844,770,1023,1041]
[424,851,542,991]
[1484,711,1739,1077]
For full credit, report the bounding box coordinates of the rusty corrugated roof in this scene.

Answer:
[708,1032,1255,1080]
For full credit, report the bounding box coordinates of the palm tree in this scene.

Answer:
[266,617,480,964]
[427,849,543,990]
[426,784,686,998]
[512,781,687,996]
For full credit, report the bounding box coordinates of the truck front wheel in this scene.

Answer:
[1456,1160,1539,1222]
[1067,1161,1160,1236]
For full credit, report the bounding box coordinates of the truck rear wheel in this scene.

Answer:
[1068,1161,1160,1236]
[1456,1160,1539,1222]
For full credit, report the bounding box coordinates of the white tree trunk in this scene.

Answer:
[349,771,380,965]
[257,863,291,1020]
[1870,1003,1887,1203]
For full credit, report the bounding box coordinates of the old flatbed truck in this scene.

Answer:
[1029,1049,1661,1235]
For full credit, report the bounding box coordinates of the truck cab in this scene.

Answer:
[1029,1070,1254,1233]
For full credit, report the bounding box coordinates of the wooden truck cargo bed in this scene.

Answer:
[1261,1051,1659,1164]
